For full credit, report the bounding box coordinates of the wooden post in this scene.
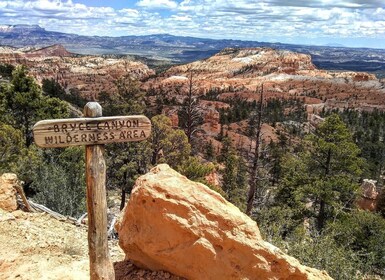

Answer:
[84,102,115,280]
[33,102,151,280]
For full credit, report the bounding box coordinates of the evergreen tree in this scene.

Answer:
[220,137,248,210]
[1,66,68,147]
[277,114,364,231]
[205,140,215,161]
[177,156,214,183]
[30,147,86,217]
[0,63,15,79]
[42,78,87,108]
[0,122,25,173]
[150,114,191,168]
[100,75,151,209]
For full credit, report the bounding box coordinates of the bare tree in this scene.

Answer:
[246,84,264,216]
[179,71,202,144]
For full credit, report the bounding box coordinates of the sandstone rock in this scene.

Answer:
[0,173,18,212]
[203,107,220,130]
[27,44,73,57]
[356,179,379,211]
[308,114,325,127]
[144,47,385,112]
[117,164,332,280]
[0,46,155,99]
[204,171,221,189]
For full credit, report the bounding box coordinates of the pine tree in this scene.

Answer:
[221,137,248,210]
[100,74,150,209]
[150,114,191,168]
[0,66,68,147]
[205,140,215,161]
[277,114,364,231]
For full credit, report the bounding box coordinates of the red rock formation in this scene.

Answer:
[117,164,332,280]
[0,173,18,211]
[356,179,379,211]
[162,107,179,128]
[26,44,73,57]
[308,114,325,127]
[203,107,220,130]
[204,170,221,188]
[144,48,385,112]
[0,45,155,99]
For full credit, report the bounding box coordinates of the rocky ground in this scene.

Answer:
[0,208,183,280]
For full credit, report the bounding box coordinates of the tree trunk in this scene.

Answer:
[120,188,126,211]
[317,148,332,232]
[246,86,263,216]
[317,199,326,232]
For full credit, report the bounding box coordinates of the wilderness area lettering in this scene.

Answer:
[44,130,146,145]
[33,116,152,148]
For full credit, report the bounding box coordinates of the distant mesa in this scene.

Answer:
[27,44,73,57]
[0,44,73,58]
[0,24,45,33]
[325,43,346,48]
[0,24,384,72]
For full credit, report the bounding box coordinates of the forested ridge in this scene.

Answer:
[1,64,385,279]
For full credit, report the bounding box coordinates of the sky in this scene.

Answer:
[0,0,384,48]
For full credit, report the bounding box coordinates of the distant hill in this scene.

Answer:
[1,25,385,74]
[26,44,73,57]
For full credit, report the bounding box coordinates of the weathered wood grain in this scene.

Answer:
[84,102,115,280]
[33,115,151,148]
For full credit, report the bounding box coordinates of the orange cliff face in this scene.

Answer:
[143,47,385,157]
[2,46,384,154]
[0,45,155,100]
[144,47,385,112]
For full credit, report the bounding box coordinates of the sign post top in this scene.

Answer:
[33,115,151,148]
[84,102,102,117]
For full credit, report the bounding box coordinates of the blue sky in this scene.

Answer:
[0,0,384,48]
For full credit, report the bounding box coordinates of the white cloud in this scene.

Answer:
[170,14,191,21]
[136,0,178,10]
[0,0,384,47]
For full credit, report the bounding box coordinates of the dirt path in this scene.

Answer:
[0,209,97,279]
[0,209,184,280]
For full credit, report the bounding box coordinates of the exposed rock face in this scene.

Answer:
[26,44,73,57]
[308,114,325,127]
[162,107,180,128]
[117,164,332,280]
[0,45,155,99]
[0,173,18,211]
[144,48,385,112]
[204,171,221,189]
[357,179,379,211]
[203,107,220,130]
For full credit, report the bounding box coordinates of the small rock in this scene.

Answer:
[0,173,19,212]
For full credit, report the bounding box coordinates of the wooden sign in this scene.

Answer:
[33,115,151,148]
[33,102,152,280]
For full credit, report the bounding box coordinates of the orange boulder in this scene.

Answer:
[117,164,332,280]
